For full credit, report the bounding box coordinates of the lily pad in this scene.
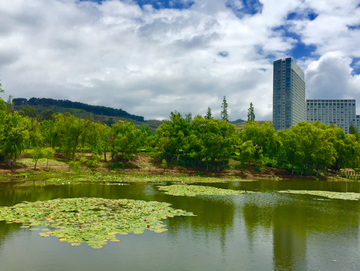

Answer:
[278,190,360,201]
[157,184,253,197]
[0,198,195,249]
[40,174,255,186]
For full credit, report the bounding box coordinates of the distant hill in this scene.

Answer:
[230,119,246,124]
[13,97,144,122]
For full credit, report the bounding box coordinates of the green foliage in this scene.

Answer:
[278,122,336,175]
[42,147,55,167]
[13,97,144,122]
[349,121,359,139]
[205,107,213,120]
[32,148,44,169]
[19,106,38,120]
[185,112,192,123]
[109,120,144,167]
[247,102,255,122]
[220,96,229,121]
[69,161,81,174]
[0,108,30,166]
[239,140,257,167]
[84,154,100,168]
[240,121,279,158]
[156,112,238,170]
[161,159,167,171]
[52,113,92,160]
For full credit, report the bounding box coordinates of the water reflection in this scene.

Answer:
[0,181,359,270]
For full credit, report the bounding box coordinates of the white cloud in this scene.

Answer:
[306,52,360,113]
[0,0,359,121]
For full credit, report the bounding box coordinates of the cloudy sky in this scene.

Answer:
[0,0,360,120]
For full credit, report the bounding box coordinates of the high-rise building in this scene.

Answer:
[273,58,306,130]
[306,99,356,134]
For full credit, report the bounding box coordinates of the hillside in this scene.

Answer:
[13,97,164,132]
[13,97,144,122]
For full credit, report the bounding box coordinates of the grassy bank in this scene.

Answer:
[0,152,348,183]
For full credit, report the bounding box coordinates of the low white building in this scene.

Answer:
[306,99,356,134]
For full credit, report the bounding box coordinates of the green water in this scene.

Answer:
[0,180,359,271]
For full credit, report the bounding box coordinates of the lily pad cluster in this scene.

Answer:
[0,198,195,249]
[157,184,252,196]
[278,190,360,201]
[43,174,254,186]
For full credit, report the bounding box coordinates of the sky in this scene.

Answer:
[0,0,360,121]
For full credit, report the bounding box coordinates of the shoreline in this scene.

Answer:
[0,153,348,183]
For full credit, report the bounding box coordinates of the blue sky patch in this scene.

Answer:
[218,51,229,57]
[272,25,317,61]
[225,0,263,18]
[308,11,318,21]
[348,24,360,30]
[287,10,318,21]
[350,57,360,75]
[79,0,194,10]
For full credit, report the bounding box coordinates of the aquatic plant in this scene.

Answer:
[157,184,254,196]
[42,174,255,186]
[278,190,360,201]
[0,198,195,249]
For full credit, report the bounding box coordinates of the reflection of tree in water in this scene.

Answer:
[241,192,360,270]
[165,195,235,255]
[0,221,22,250]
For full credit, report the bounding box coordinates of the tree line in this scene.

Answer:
[13,97,145,122]
[1,90,360,175]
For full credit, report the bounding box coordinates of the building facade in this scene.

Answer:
[306,99,356,134]
[273,58,306,131]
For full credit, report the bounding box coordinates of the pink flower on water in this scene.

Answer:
[144,219,147,222]
[147,225,150,228]
[16,213,19,215]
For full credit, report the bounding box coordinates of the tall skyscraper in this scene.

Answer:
[273,58,306,130]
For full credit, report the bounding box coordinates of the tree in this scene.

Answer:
[190,116,238,170]
[40,109,54,121]
[240,121,279,158]
[156,111,191,162]
[278,122,336,175]
[43,147,55,168]
[239,140,260,167]
[109,121,144,168]
[205,107,213,120]
[185,112,192,123]
[220,96,229,121]
[52,113,92,159]
[247,102,255,122]
[32,148,44,169]
[0,110,30,166]
[349,121,359,139]
[20,106,38,120]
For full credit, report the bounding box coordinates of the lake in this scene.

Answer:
[0,179,359,271]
